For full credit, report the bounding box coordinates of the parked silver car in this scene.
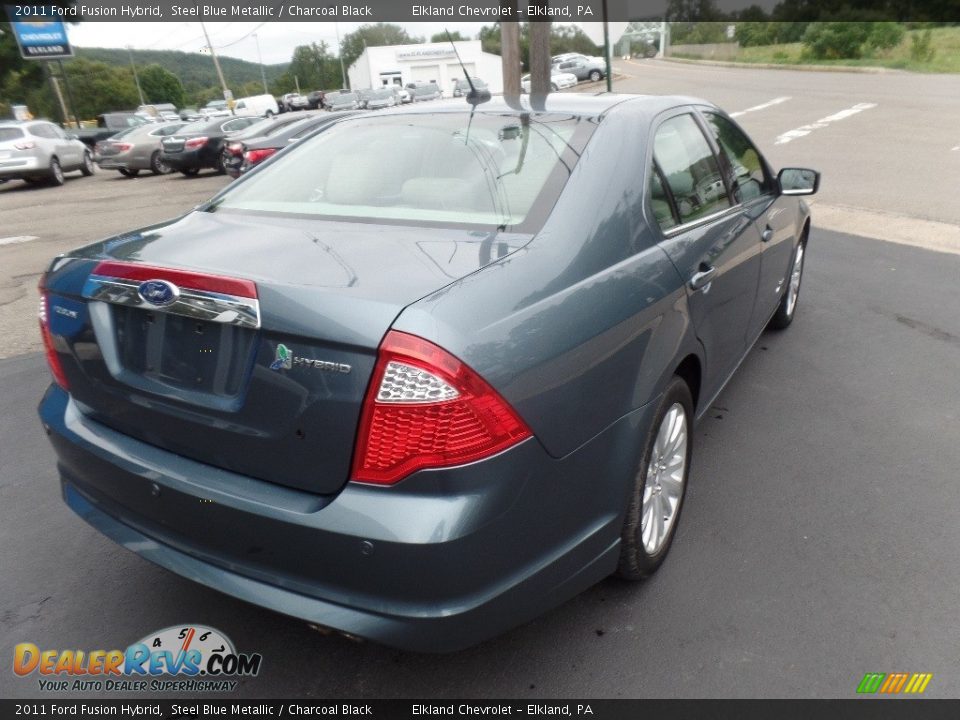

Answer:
[365,87,399,110]
[553,57,606,83]
[0,121,94,186]
[95,121,186,177]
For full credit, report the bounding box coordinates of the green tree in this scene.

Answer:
[60,57,139,118]
[478,24,502,55]
[288,42,337,92]
[339,23,422,78]
[138,64,185,107]
[431,31,466,43]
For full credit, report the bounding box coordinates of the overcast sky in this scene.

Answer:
[66,21,621,65]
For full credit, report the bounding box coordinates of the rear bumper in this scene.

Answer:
[161,149,208,171]
[39,385,654,652]
[0,155,44,177]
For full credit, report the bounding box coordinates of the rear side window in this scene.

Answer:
[653,114,731,226]
[29,124,56,139]
[702,112,773,203]
[0,127,25,141]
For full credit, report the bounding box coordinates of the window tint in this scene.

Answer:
[0,127,25,141]
[653,114,730,225]
[703,112,772,203]
[649,166,678,231]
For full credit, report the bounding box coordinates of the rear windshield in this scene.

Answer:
[0,127,25,141]
[211,112,591,230]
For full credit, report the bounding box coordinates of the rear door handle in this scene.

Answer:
[689,265,717,291]
[761,226,774,242]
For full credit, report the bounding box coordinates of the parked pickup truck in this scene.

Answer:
[75,113,148,149]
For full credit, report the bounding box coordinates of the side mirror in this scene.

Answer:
[778,167,820,196]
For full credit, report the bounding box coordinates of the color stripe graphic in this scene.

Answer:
[857,672,932,694]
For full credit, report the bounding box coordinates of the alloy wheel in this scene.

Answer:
[785,242,804,318]
[641,402,688,555]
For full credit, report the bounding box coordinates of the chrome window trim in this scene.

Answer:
[660,205,743,238]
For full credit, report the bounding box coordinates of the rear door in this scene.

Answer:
[649,110,764,403]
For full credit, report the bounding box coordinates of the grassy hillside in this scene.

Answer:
[74,47,289,96]
[674,26,960,73]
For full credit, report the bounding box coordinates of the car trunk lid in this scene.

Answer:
[43,210,530,495]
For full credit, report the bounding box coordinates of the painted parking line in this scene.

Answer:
[0,235,39,247]
[729,96,792,118]
[775,103,878,145]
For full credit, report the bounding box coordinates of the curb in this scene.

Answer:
[660,56,899,74]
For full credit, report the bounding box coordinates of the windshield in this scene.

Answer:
[211,112,588,229]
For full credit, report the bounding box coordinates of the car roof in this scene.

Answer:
[373,94,711,120]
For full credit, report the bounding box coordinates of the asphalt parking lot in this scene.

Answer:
[2,61,959,699]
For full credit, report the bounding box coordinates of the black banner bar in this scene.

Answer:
[2,700,960,720]
[3,0,959,22]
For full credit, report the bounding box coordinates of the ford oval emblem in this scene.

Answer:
[138,279,179,307]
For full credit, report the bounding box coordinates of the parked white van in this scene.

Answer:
[232,94,279,118]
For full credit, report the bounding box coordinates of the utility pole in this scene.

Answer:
[127,45,146,105]
[501,21,521,95]
[529,18,551,94]
[334,22,347,89]
[200,21,231,104]
[253,32,268,94]
[45,62,71,126]
[55,60,81,128]
[603,0,612,92]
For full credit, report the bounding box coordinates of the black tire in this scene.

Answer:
[768,234,807,331]
[150,151,170,175]
[180,167,200,177]
[48,157,64,186]
[617,376,694,580]
[589,70,602,82]
[265,110,275,118]
[80,150,94,176]
[118,168,139,178]
[215,151,227,175]
[550,83,559,92]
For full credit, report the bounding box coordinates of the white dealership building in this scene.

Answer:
[347,41,504,94]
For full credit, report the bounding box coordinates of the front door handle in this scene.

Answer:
[689,265,717,291]
[761,225,774,242]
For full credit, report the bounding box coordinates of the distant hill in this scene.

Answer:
[74,47,289,96]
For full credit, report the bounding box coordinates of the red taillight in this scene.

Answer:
[184,136,208,150]
[226,142,244,156]
[244,148,276,165]
[115,143,133,152]
[37,278,69,390]
[14,141,36,150]
[351,331,532,485]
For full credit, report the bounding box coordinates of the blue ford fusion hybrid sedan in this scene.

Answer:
[38,94,819,651]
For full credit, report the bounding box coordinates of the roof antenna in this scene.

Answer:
[446,29,491,106]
